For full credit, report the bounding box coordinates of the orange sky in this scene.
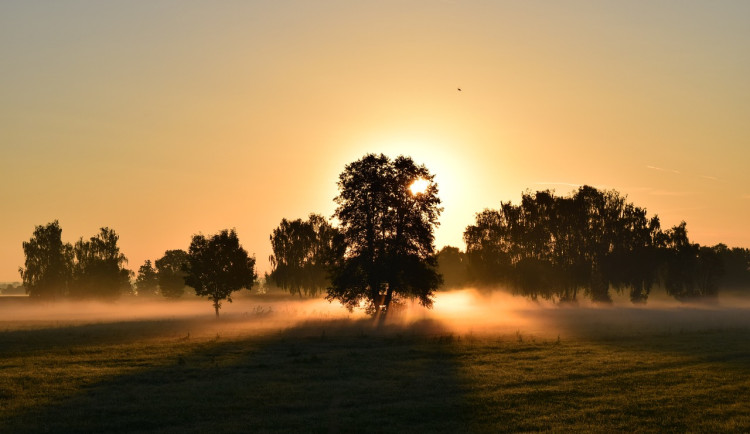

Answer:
[2,1,749,282]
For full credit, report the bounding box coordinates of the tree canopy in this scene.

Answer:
[327,154,443,316]
[69,228,132,300]
[464,186,726,303]
[436,246,469,289]
[268,214,343,297]
[19,221,72,299]
[155,249,190,298]
[185,229,257,317]
[135,260,159,296]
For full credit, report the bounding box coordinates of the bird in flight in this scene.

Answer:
[457,87,462,91]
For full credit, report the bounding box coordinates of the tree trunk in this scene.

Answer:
[214,299,220,318]
[377,287,395,326]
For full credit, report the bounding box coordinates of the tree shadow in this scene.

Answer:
[2,318,471,433]
[0,318,203,356]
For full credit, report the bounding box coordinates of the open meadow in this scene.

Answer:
[1,290,750,433]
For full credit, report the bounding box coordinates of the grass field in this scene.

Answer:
[1,292,749,432]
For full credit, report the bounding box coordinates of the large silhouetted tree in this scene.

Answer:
[185,229,257,317]
[327,154,442,317]
[155,249,190,298]
[268,214,344,297]
[135,260,159,296]
[70,228,132,300]
[19,221,73,299]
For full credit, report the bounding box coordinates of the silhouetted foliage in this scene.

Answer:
[0,283,25,295]
[327,154,442,317]
[19,221,73,299]
[714,244,750,289]
[185,229,257,317]
[463,209,513,286]
[658,223,722,300]
[69,228,132,300]
[155,249,190,299]
[436,246,469,289]
[463,186,710,303]
[268,214,344,297]
[135,260,159,296]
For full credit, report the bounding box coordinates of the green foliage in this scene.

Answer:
[155,250,190,299]
[185,229,257,317]
[328,154,443,316]
[18,221,73,299]
[135,260,159,296]
[268,214,343,297]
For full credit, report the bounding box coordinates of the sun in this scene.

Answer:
[409,178,429,195]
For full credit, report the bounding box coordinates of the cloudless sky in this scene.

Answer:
[2,1,749,282]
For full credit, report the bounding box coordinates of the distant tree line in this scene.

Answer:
[17,159,750,314]
[18,222,256,316]
[19,222,132,301]
[266,214,343,298]
[0,282,25,295]
[438,186,750,303]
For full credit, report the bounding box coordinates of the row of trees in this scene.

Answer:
[134,231,257,316]
[18,154,750,317]
[134,250,190,298]
[267,154,443,317]
[19,154,443,318]
[19,223,131,301]
[454,187,750,303]
[266,214,343,297]
[266,183,750,306]
[19,223,256,316]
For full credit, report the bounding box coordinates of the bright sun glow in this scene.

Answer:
[410,178,429,195]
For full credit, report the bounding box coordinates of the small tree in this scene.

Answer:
[135,260,159,296]
[155,249,189,298]
[19,221,73,300]
[185,229,257,317]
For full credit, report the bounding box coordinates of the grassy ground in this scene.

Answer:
[1,300,749,432]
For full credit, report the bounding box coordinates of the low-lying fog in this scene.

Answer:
[2,289,750,339]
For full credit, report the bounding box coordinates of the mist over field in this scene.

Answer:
[3,289,749,340]
[2,288,750,432]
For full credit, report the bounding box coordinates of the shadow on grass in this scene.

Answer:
[524,305,750,360]
[4,307,750,433]
[2,318,471,433]
[0,319,206,356]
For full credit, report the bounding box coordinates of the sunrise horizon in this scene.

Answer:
[3,1,749,282]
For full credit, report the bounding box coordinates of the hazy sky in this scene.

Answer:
[2,1,749,282]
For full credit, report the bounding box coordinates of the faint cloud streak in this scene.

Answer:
[646,165,681,174]
[648,189,693,197]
